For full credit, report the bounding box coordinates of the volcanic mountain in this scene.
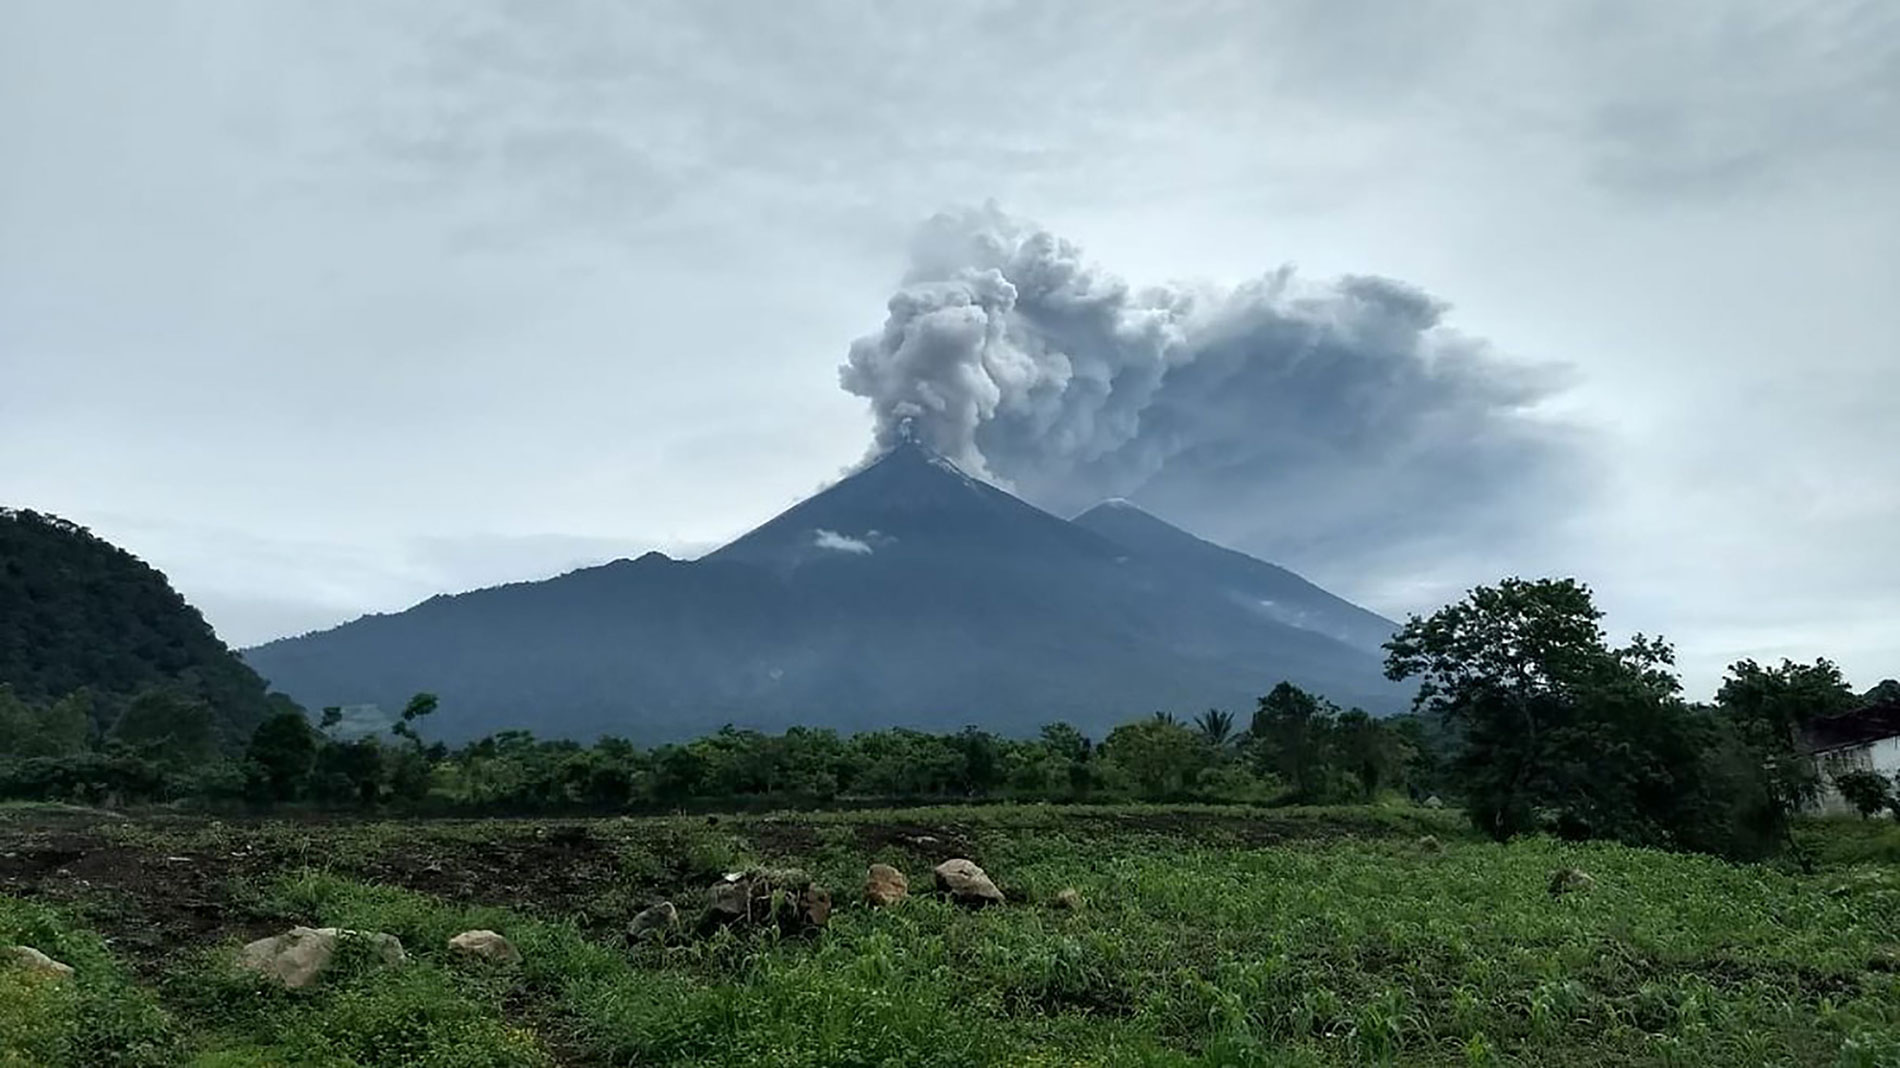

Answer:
[243,441,1406,742]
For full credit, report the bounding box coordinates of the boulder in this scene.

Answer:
[1422,795,1444,810]
[699,869,831,936]
[5,945,74,981]
[1417,835,1442,853]
[1548,867,1595,896]
[628,901,680,940]
[1052,887,1084,910]
[447,929,519,965]
[236,926,405,989]
[864,863,909,908]
[933,858,1004,907]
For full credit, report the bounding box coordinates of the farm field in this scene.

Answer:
[2,803,1897,1067]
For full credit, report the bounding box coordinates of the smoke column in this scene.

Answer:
[840,203,1578,569]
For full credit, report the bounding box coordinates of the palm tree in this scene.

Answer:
[1194,708,1235,748]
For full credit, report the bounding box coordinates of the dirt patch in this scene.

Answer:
[348,823,621,916]
[853,822,980,863]
[744,818,823,859]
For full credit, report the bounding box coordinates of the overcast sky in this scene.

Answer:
[4,1,1896,699]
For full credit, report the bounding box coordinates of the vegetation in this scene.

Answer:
[2,805,1896,1066]
[1384,578,1887,860]
[0,509,287,749]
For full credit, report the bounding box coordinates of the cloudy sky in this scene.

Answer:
[4,1,1896,699]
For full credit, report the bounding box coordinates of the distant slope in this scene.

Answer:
[246,442,1411,742]
[1073,500,1399,653]
[0,508,280,745]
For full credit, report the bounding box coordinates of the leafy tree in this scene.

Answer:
[1102,717,1205,800]
[109,688,218,767]
[390,692,439,749]
[1715,658,1858,830]
[1384,578,1707,847]
[1039,722,1095,796]
[1334,708,1403,801]
[1248,682,1338,802]
[0,686,89,758]
[246,711,319,801]
[1831,769,1894,820]
[1194,709,1236,749]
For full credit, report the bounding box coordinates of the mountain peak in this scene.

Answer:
[707,436,1107,568]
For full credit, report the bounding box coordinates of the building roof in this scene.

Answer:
[1805,697,1900,753]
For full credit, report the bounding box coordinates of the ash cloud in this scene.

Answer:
[841,204,1581,573]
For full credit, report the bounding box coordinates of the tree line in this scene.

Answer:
[0,676,1441,812]
[3,575,1893,861]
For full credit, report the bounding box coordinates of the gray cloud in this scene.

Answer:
[842,204,1581,567]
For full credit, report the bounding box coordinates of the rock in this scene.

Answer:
[1052,888,1084,910]
[865,863,909,908]
[5,945,74,981]
[1548,867,1596,896]
[236,926,405,989]
[1417,834,1442,853]
[1422,795,1444,809]
[447,929,519,965]
[933,858,1004,907]
[628,901,680,940]
[699,870,831,936]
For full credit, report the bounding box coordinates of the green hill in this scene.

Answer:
[0,508,282,749]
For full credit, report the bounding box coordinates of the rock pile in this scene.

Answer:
[700,869,832,936]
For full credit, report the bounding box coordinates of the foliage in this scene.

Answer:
[0,895,181,1067]
[0,508,283,748]
[1384,577,1785,858]
[1832,770,1896,820]
[245,711,319,802]
[1716,657,1860,825]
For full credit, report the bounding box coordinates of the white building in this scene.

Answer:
[1807,693,1900,815]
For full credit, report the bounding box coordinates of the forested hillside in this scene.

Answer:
[0,508,281,748]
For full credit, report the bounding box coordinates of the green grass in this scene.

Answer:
[0,895,180,1067]
[6,806,1900,1065]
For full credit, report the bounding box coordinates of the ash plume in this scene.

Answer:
[840,203,1579,571]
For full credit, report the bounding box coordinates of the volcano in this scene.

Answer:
[243,441,1407,742]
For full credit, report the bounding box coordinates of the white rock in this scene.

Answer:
[236,926,405,989]
[447,929,520,964]
[6,945,74,981]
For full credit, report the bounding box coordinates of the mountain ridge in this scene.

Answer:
[243,441,1409,741]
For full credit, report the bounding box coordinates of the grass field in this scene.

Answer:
[2,803,1897,1066]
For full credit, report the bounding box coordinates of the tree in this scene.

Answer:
[1334,708,1403,801]
[1715,658,1858,830]
[246,711,319,801]
[1103,717,1206,800]
[0,686,89,758]
[1194,709,1236,749]
[1039,722,1095,796]
[1248,682,1338,802]
[110,688,218,767]
[1831,769,1894,820]
[391,692,439,749]
[1384,578,1704,846]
